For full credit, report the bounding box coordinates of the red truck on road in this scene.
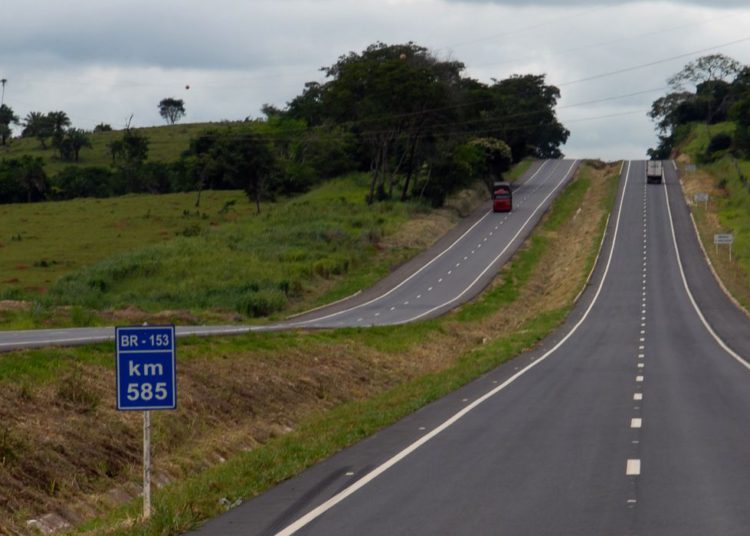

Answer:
[492,182,513,212]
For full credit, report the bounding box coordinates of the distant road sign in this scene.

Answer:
[694,192,709,203]
[116,326,176,411]
[714,234,734,245]
[686,164,697,172]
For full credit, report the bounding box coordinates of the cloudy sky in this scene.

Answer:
[2,0,749,160]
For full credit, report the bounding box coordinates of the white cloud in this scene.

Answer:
[1,0,750,158]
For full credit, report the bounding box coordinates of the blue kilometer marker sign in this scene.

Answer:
[116,326,177,411]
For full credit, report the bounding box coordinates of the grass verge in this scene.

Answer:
[677,125,750,312]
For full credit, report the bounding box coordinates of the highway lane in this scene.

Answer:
[188,161,750,535]
[282,158,579,328]
[0,159,577,351]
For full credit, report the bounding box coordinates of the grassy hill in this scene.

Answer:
[676,121,750,311]
[0,121,237,175]
[0,172,489,328]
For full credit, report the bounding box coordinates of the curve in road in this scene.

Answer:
[189,160,750,536]
[0,159,578,351]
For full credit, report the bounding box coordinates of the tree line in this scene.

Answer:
[648,54,750,162]
[0,42,570,208]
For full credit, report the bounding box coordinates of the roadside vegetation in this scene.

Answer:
[647,54,750,312]
[676,123,750,311]
[0,162,619,535]
[0,173,492,329]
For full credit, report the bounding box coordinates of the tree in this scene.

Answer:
[158,98,186,125]
[47,111,71,135]
[668,54,742,91]
[94,123,112,132]
[57,128,92,162]
[22,111,54,148]
[311,42,466,203]
[477,74,569,161]
[109,123,150,192]
[18,156,47,203]
[0,104,19,145]
[469,137,513,192]
[649,54,747,156]
[648,92,694,135]
[185,129,276,213]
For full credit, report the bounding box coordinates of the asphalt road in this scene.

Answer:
[0,159,578,351]
[188,161,750,536]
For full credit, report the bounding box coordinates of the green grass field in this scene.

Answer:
[0,173,435,327]
[0,189,251,294]
[0,121,235,175]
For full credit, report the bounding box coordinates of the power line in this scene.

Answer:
[559,36,750,86]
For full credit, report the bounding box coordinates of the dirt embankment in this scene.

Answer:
[0,165,616,534]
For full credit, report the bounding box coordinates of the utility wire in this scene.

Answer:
[559,36,750,86]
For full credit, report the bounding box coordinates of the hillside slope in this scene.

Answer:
[0,122,237,175]
[675,121,750,312]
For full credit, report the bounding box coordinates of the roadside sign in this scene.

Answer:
[116,325,176,410]
[115,325,176,520]
[694,192,709,210]
[714,234,734,245]
[714,234,735,262]
[686,164,697,172]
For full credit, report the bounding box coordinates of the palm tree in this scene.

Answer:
[64,128,92,161]
[23,111,53,148]
[47,110,71,135]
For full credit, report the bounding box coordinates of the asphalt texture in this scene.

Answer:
[0,159,578,351]
[187,161,750,536]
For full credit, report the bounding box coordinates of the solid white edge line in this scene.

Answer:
[393,159,579,324]
[687,212,750,320]
[273,160,632,536]
[284,161,553,327]
[0,326,256,350]
[662,162,750,370]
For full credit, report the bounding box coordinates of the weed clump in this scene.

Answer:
[235,288,287,317]
[56,367,101,413]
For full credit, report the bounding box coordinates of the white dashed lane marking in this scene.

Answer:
[627,459,641,476]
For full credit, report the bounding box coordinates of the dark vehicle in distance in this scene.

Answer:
[492,182,513,212]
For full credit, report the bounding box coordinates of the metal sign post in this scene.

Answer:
[694,192,709,210]
[714,234,734,261]
[116,325,177,521]
[143,410,151,519]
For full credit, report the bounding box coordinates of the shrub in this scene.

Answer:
[235,288,287,317]
[708,132,732,153]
